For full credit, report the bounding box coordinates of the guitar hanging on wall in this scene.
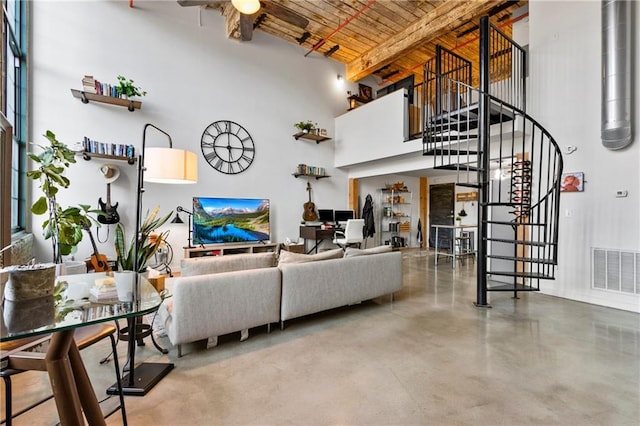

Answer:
[97,181,120,224]
[303,181,319,222]
[83,223,110,272]
[97,164,120,225]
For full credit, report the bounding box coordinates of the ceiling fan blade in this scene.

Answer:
[239,13,254,41]
[261,1,308,29]
[177,0,223,6]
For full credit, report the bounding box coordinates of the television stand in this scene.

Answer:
[184,242,277,258]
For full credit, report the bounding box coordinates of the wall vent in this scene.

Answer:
[592,248,640,294]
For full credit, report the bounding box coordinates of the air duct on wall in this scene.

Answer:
[601,0,633,150]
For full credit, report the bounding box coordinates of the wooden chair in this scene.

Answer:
[1,323,127,425]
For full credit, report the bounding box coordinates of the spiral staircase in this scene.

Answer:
[420,17,563,306]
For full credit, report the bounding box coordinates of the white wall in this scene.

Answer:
[529,1,640,312]
[30,1,350,270]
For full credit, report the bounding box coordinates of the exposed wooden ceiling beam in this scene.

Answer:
[223,3,242,40]
[222,3,254,41]
[345,0,502,82]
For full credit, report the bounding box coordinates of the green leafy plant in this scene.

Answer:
[294,120,315,132]
[115,206,171,272]
[27,131,97,263]
[115,75,147,98]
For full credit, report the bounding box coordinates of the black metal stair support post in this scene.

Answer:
[475,16,491,308]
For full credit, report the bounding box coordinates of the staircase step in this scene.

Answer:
[488,270,555,279]
[487,255,556,265]
[423,149,479,156]
[427,121,478,133]
[485,238,548,247]
[486,202,532,208]
[455,182,481,188]
[424,134,479,143]
[484,220,545,226]
[434,164,482,172]
[486,282,541,292]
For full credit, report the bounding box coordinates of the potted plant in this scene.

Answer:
[294,120,315,133]
[27,130,98,264]
[114,206,171,273]
[115,75,147,99]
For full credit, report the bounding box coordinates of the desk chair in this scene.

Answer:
[332,219,365,250]
[1,323,127,426]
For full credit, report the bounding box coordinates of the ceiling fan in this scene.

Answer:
[177,0,309,41]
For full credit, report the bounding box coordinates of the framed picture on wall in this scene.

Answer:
[358,83,372,101]
[561,172,584,192]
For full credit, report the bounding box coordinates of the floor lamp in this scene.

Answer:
[111,123,197,396]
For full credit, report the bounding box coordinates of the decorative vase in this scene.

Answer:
[3,295,55,333]
[114,270,135,302]
[2,263,56,302]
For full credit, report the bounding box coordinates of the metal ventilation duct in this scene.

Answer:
[601,0,633,150]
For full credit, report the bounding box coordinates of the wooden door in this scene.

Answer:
[428,183,455,249]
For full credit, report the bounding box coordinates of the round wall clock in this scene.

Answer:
[200,120,255,174]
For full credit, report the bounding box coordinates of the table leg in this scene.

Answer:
[68,341,106,426]
[435,227,439,266]
[45,331,85,426]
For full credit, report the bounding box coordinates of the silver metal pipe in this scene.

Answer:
[601,0,632,150]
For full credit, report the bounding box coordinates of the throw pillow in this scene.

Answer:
[344,245,393,257]
[278,248,344,265]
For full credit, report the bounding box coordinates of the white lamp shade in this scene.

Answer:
[231,0,260,15]
[144,147,198,184]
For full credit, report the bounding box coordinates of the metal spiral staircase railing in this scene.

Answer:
[420,17,563,306]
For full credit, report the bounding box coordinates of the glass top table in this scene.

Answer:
[1,272,167,426]
[1,272,163,341]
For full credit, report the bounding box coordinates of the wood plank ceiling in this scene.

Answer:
[194,0,528,86]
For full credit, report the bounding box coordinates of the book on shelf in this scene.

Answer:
[295,163,326,176]
[82,136,135,159]
[80,75,123,99]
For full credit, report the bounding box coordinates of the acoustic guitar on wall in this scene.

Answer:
[303,182,319,222]
[83,224,110,272]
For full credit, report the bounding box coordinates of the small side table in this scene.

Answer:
[279,243,305,254]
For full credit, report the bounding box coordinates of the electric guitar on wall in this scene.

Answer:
[97,182,120,225]
[302,182,318,222]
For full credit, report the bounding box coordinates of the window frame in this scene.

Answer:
[2,0,28,235]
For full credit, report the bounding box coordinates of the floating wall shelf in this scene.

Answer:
[293,132,331,144]
[71,89,141,111]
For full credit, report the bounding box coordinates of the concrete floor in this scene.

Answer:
[4,251,640,425]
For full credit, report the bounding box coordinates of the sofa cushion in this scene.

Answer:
[180,252,276,277]
[278,248,344,265]
[344,245,393,257]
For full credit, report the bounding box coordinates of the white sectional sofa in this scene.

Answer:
[166,252,280,357]
[279,249,402,325]
[163,247,402,357]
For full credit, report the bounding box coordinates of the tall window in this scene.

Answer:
[2,0,27,233]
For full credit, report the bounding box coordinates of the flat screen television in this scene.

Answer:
[192,197,270,245]
[334,209,354,224]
